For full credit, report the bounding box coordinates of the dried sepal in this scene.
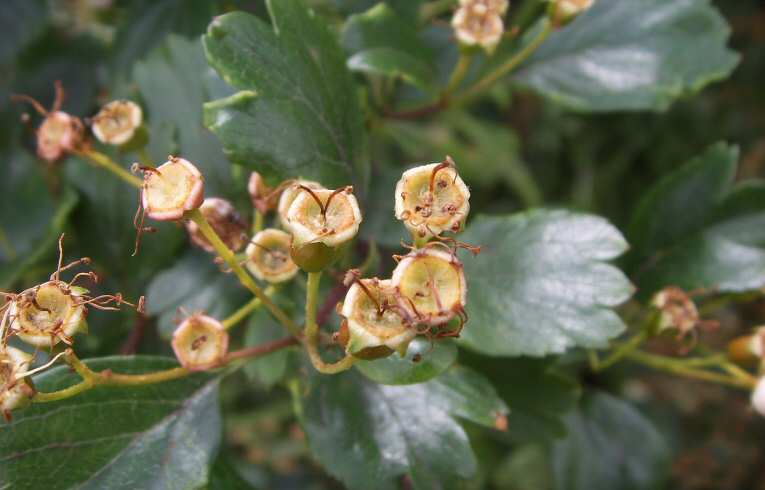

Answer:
[285,186,362,248]
[452,3,504,52]
[8,281,88,347]
[0,346,34,416]
[340,278,415,359]
[278,179,324,228]
[395,157,471,241]
[171,314,229,371]
[650,286,700,337]
[248,171,278,214]
[140,156,205,221]
[391,247,467,327]
[91,100,143,146]
[185,197,247,253]
[12,82,85,163]
[245,229,299,283]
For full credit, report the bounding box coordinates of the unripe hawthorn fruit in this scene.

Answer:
[37,111,85,162]
[391,247,467,326]
[245,229,299,283]
[8,281,88,347]
[141,157,205,221]
[290,241,338,273]
[340,278,415,359]
[185,197,247,253]
[91,100,143,146]
[395,157,470,241]
[277,179,323,228]
[452,2,505,52]
[172,314,229,371]
[0,347,34,415]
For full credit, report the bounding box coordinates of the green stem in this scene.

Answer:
[443,53,473,96]
[384,17,553,120]
[624,350,755,390]
[453,19,553,105]
[413,234,429,248]
[719,361,758,385]
[370,75,387,110]
[358,241,379,275]
[75,149,142,188]
[222,286,276,330]
[223,336,298,363]
[304,272,355,374]
[100,367,190,386]
[34,338,297,402]
[32,350,188,402]
[587,350,599,371]
[187,209,300,337]
[594,329,650,371]
[253,210,265,234]
[33,377,96,402]
[675,354,728,368]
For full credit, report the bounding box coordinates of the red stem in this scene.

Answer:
[224,336,298,362]
[383,99,447,120]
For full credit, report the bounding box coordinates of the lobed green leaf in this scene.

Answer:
[511,0,739,112]
[463,354,580,443]
[627,142,765,295]
[551,392,670,490]
[348,48,436,93]
[460,210,633,357]
[354,338,457,385]
[202,1,368,188]
[342,3,436,92]
[0,356,221,490]
[295,366,508,490]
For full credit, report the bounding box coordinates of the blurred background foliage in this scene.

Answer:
[1,0,765,488]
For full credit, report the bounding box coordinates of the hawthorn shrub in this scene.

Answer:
[0,0,763,489]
